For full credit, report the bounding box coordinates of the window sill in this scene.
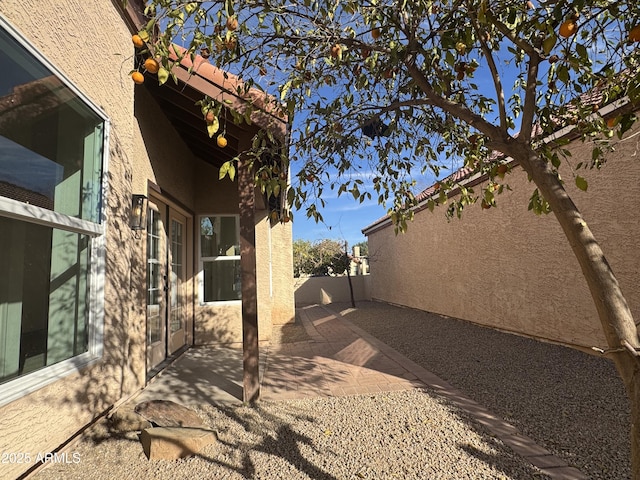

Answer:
[199,299,242,307]
[0,352,102,407]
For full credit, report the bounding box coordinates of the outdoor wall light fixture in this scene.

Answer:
[130,194,147,231]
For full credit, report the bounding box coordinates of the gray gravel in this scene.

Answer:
[30,300,628,479]
[335,301,630,480]
[31,389,547,480]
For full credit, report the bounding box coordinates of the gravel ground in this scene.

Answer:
[334,301,630,480]
[30,301,628,480]
[31,389,547,480]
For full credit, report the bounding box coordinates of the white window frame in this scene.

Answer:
[0,15,108,407]
[198,214,241,305]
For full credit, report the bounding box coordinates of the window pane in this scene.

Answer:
[200,216,239,257]
[203,260,241,302]
[0,216,90,384]
[0,28,104,223]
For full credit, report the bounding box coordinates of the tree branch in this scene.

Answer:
[486,11,536,55]
[469,14,507,130]
[404,53,508,143]
[519,51,541,142]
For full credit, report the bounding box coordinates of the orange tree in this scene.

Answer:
[135,0,640,473]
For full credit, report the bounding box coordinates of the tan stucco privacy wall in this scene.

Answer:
[366,123,640,351]
[294,275,372,306]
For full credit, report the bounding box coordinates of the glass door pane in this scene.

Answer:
[147,208,162,344]
[170,218,183,334]
[168,210,188,355]
[146,201,167,372]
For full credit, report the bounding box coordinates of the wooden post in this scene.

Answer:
[237,153,260,403]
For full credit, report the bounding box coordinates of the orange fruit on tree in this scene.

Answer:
[630,25,640,42]
[226,16,239,31]
[131,71,144,84]
[217,135,228,148]
[330,44,341,58]
[606,117,619,129]
[559,20,577,38]
[205,110,215,124]
[132,34,144,48]
[371,28,381,39]
[144,58,160,74]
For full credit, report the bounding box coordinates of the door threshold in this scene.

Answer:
[146,345,190,383]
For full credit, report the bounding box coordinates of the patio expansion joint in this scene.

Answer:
[319,304,587,479]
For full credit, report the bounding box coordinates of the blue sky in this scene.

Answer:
[285,42,521,248]
[286,42,531,247]
[289,165,438,247]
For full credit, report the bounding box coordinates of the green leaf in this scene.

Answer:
[219,161,231,180]
[575,175,588,191]
[542,34,557,55]
[280,80,292,101]
[556,65,569,84]
[207,117,219,137]
[158,67,170,85]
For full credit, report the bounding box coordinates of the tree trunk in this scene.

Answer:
[513,142,640,478]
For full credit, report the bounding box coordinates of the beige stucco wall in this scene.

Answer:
[0,5,294,475]
[0,2,142,479]
[269,218,296,325]
[367,124,640,350]
[132,87,197,207]
[295,275,372,306]
[193,160,295,343]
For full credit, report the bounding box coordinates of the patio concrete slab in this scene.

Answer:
[260,305,424,401]
[129,345,268,406]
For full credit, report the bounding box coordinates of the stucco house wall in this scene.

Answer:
[192,159,295,345]
[0,2,141,478]
[0,2,295,478]
[269,217,296,325]
[366,123,640,351]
